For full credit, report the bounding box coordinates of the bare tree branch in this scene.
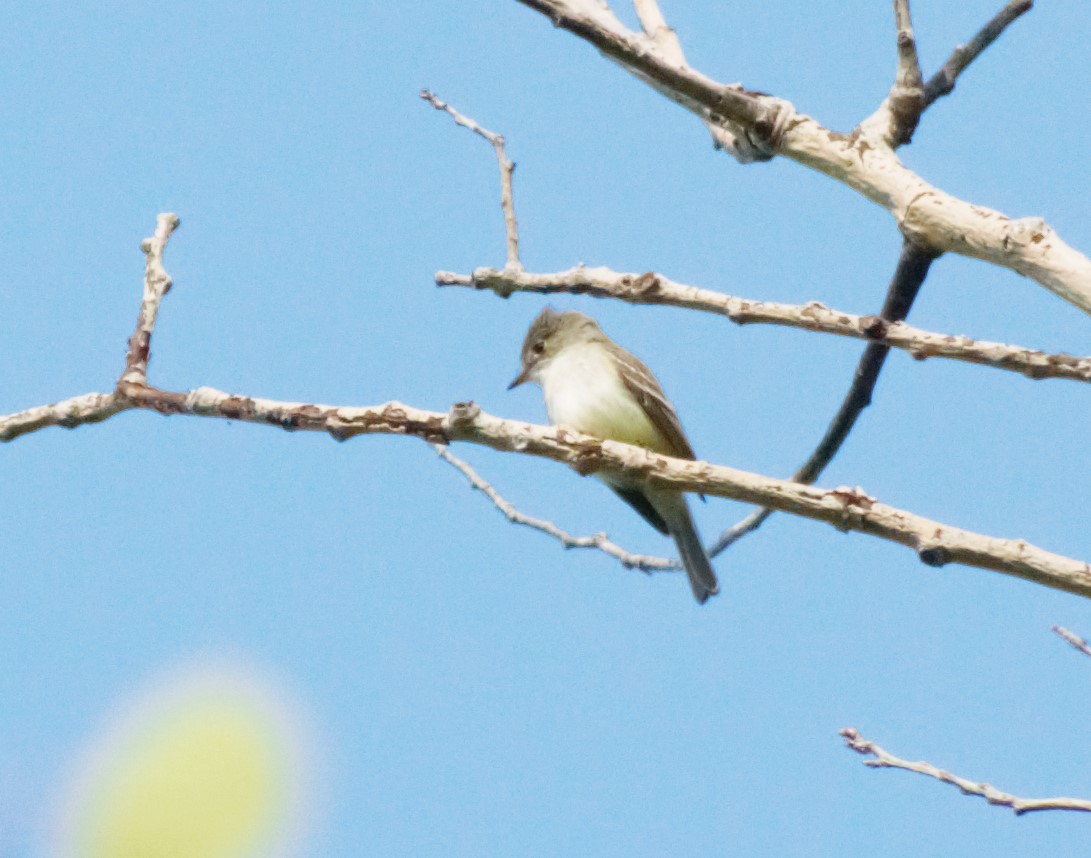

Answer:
[120,213,180,386]
[438,267,1090,383]
[840,728,1091,815]
[0,391,130,442]
[631,0,683,61]
[1052,625,1091,659]
[433,444,677,572]
[3,214,185,443]
[516,0,781,149]
[421,90,522,271]
[712,240,936,555]
[924,0,1034,108]
[511,0,1091,315]
[885,0,927,145]
[630,0,743,154]
[6,216,1089,598]
[10,383,1090,597]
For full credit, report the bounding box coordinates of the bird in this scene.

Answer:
[509,307,719,604]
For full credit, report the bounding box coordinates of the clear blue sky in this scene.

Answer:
[2,1,1090,855]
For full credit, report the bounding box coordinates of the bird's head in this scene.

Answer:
[508,307,601,389]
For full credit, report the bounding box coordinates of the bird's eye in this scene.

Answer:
[531,341,545,355]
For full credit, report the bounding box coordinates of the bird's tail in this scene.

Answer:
[665,496,719,605]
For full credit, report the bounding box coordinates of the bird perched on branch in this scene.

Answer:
[510,307,719,604]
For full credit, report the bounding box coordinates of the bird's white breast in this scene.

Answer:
[538,343,664,451]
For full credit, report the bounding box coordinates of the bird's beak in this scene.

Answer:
[508,367,531,390]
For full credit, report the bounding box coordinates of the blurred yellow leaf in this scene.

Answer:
[59,664,305,858]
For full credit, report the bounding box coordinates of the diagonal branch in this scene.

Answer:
[437,267,1091,383]
[433,444,677,572]
[512,0,1091,315]
[421,90,522,271]
[867,0,1032,145]
[712,240,936,556]
[1052,625,1091,659]
[840,728,1091,815]
[630,0,744,155]
[517,0,785,159]
[924,0,1034,108]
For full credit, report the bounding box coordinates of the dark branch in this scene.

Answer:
[1052,625,1091,659]
[924,1,1034,107]
[711,240,938,556]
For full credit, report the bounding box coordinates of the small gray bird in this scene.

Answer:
[510,307,719,604]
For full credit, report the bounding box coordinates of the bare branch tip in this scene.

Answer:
[840,727,1091,814]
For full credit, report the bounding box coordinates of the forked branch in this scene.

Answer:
[511,0,1091,314]
[4,216,1089,600]
[421,89,522,271]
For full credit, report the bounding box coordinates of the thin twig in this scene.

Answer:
[420,90,522,271]
[1052,625,1091,659]
[436,266,1091,383]
[924,1,1034,107]
[887,0,926,145]
[840,728,1091,815]
[711,241,936,556]
[433,444,677,572]
[120,213,180,386]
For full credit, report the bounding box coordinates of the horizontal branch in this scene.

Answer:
[433,444,676,572]
[513,0,1091,315]
[6,384,1089,599]
[840,728,1091,815]
[0,391,130,442]
[436,266,1091,383]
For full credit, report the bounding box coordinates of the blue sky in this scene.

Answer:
[1,1,1089,855]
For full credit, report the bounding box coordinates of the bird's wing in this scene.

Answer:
[609,484,670,534]
[609,343,697,461]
